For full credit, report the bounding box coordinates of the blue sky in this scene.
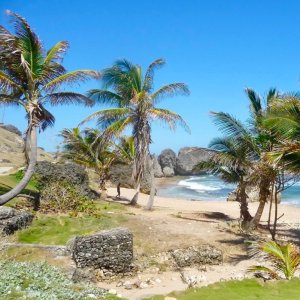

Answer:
[1,0,300,154]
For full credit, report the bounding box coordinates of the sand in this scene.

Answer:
[101,187,300,299]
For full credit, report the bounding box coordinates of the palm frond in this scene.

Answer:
[87,89,123,106]
[44,41,69,64]
[44,70,100,91]
[148,108,190,132]
[152,83,190,104]
[142,58,165,92]
[44,92,95,107]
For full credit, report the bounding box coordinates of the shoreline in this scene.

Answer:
[107,187,300,224]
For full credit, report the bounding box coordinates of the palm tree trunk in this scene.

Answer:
[146,158,155,210]
[0,126,37,205]
[130,182,140,205]
[252,199,266,226]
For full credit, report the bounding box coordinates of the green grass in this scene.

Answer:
[143,279,300,300]
[0,173,37,192]
[17,211,127,245]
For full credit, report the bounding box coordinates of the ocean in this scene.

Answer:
[156,175,300,207]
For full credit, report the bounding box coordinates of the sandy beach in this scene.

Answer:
[103,187,300,300]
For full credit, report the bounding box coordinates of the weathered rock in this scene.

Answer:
[162,166,175,177]
[72,267,98,283]
[176,147,215,176]
[171,245,222,268]
[158,149,176,176]
[109,162,151,194]
[69,228,133,274]
[0,208,33,235]
[34,161,98,199]
[227,185,281,203]
[153,155,163,178]
[0,207,16,219]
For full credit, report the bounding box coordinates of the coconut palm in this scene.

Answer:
[195,135,253,227]
[0,11,99,205]
[60,128,115,198]
[248,240,300,280]
[81,59,190,205]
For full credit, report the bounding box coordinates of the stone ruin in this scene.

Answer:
[68,227,133,279]
[0,206,33,235]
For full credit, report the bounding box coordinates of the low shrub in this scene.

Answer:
[0,260,112,299]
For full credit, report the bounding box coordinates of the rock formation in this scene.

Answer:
[175,147,215,176]
[158,149,177,177]
[0,206,33,235]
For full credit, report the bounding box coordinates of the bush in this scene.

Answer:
[39,180,98,215]
[0,260,111,299]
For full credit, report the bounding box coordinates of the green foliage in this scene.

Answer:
[143,279,300,300]
[247,241,300,280]
[0,260,122,299]
[39,180,98,215]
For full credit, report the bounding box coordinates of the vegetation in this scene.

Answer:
[0,260,121,299]
[248,240,300,280]
[0,10,98,205]
[17,206,126,245]
[60,128,115,198]
[80,59,190,205]
[142,279,300,300]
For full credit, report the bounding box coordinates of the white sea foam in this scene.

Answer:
[178,179,221,191]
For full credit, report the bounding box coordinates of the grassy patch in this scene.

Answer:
[143,279,300,300]
[0,173,37,193]
[17,211,127,245]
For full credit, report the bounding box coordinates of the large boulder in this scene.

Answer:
[153,155,163,178]
[175,147,215,176]
[68,228,133,274]
[109,162,152,194]
[227,185,281,203]
[158,149,176,177]
[34,161,98,199]
[0,207,33,235]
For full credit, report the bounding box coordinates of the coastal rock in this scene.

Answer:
[171,245,222,268]
[158,149,176,177]
[153,155,164,178]
[162,166,175,177]
[0,207,33,235]
[69,228,133,274]
[175,147,215,176]
[227,185,281,203]
[109,162,152,194]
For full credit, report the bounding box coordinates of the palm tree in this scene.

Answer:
[195,135,253,228]
[81,59,190,205]
[60,128,115,198]
[248,240,300,280]
[0,11,99,205]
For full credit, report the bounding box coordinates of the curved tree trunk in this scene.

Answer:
[130,182,140,205]
[253,200,266,226]
[0,126,37,205]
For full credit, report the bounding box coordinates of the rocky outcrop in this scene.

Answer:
[170,245,222,268]
[153,155,163,178]
[227,185,281,203]
[175,147,215,176]
[0,124,22,136]
[158,149,176,177]
[0,207,33,235]
[109,162,152,194]
[68,228,133,275]
[34,161,98,199]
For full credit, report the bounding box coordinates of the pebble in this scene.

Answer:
[139,282,149,289]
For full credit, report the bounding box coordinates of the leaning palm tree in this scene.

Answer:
[60,128,115,198]
[0,11,99,205]
[81,59,190,205]
[195,135,253,228]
